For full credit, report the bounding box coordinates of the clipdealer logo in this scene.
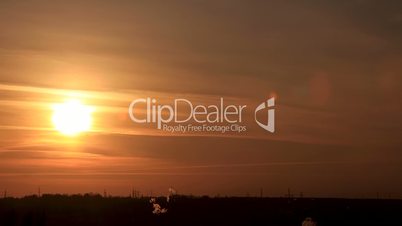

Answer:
[255,97,275,133]
[128,97,275,133]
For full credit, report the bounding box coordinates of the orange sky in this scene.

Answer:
[0,0,401,198]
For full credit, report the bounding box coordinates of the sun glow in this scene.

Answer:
[52,99,93,136]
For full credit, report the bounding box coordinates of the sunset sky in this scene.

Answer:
[0,0,401,198]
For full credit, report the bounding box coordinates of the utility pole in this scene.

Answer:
[132,188,139,198]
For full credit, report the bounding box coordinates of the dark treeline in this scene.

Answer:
[1,194,402,226]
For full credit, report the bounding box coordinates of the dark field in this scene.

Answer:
[1,195,402,226]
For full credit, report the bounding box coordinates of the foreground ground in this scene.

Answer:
[1,195,402,226]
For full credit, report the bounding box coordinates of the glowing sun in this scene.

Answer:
[52,99,93,136]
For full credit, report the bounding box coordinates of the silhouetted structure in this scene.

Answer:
[1,195,402,226]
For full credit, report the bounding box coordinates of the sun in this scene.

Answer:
[52,99,94,136]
